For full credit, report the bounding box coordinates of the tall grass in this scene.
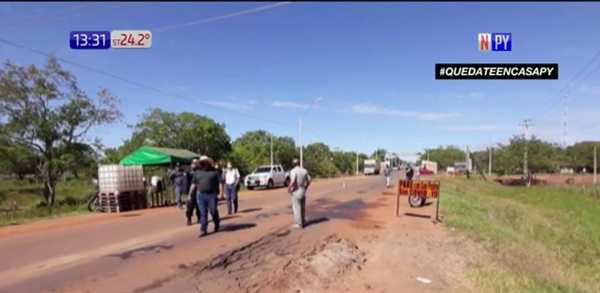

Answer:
[0,179,94,227]
[441,177,600,293]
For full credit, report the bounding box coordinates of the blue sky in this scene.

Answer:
[1,2,600,160]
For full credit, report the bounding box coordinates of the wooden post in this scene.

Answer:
[396,185,400,217]
[594,145,597,185]
[435,193,440,223]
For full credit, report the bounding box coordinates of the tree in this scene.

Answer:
[304,142,339,177]
[371,148,388,161]
[232,130,298,176]
[420,146,465,169]
[0,58,121,205]
[107,109,232,164]
[332,150,358,175]
[491,136,564,176]
[566,141,600,172]
[0,137,38,179]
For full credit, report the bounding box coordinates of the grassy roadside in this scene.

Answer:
[440,176,600,293]
[0,179,94,227]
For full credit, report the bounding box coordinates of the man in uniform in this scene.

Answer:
[287,158,311,229]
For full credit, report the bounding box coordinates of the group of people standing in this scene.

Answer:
[168,156,241,236]
[168,156,312,237]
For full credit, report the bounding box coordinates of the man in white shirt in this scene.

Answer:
[224,162,240,215]
[288,158,311,228]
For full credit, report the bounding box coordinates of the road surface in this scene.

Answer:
[0,174,472,292]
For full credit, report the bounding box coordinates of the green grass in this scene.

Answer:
[441,177,600,293]
[0,179,95,227]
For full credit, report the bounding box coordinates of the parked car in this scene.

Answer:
[244,164,290,190]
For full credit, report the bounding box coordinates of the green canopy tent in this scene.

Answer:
[120,146,199,166]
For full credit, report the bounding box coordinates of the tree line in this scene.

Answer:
[0,58,384,206]
[421,137,600,176]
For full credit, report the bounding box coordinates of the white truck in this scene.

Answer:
[363,159,380,175]
[244,164,290,190]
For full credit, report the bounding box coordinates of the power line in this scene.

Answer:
[0,36,295,130]
[154,2,293,33]
[534,47,600,133]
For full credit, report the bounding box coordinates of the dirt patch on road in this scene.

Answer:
[269,234,366,292]
[183,224,365,293]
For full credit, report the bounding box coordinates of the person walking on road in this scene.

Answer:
[215,163,226,201]
[384,165,392,188]
[288,158,311,229]
[406,165,415,181]
[170,162,188,209]
[189,156,221,237]
[186,159,201,226]
[224,162,240,215]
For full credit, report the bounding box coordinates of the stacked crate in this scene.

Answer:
[98,165,146,213]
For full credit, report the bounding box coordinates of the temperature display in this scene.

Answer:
[110,30,152,49]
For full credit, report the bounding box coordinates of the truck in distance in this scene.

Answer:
[363,159,380,175]
[244,164,290,190]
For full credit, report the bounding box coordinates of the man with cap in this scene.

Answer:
[188,155,221,236]
[185,159,200,225]
[287,158,311,228]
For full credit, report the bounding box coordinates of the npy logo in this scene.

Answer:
[478,33,512,52]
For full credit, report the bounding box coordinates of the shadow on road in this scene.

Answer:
[305,217,329,228]
[120,213,142,218]
[108,244,174,260]
[239,208,262,213]
[219,222,256,232]
[403,212,431,219]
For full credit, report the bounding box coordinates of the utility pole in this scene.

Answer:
[594,145,597,185]
[299,118,303,168]
[520,119,532,186]
[356,152,359,175]
[270,133,274,166]
[488,146,492,177]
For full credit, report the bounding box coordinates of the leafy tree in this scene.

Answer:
[420,146,466,169]
[371,148,388,161]
[0,137,38,179]
[106,109,232,163]
[332,151,355,175]
[304,142,339,177]
[566,141,600,173]
[232,130,297,175]
[0,58,121,205]
[491,136,564,176]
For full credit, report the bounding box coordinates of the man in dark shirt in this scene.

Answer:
[189,156,221,237]
[185,159,200,226]
[170,162,188,209]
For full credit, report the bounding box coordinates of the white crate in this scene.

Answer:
[98,165,145,193]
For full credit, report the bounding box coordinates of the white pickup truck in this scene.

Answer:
[244,164,290,190]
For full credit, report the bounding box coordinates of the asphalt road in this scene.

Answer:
[0,174,388,293]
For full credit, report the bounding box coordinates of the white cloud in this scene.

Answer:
[271,101,309,110]
[445,124,515,132]
[204,101,253,112]
[350,103,460,121]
